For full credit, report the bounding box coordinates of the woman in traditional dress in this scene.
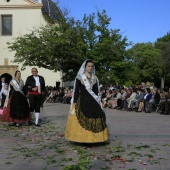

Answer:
[2,71,31,126]
[65,59,109,143]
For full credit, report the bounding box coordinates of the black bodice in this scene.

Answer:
[73,78,107,133]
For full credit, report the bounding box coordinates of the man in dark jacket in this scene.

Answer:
[25,68,45,126]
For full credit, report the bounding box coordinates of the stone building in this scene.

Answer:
[0,0,63,87]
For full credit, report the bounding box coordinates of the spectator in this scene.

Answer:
[160,88,170,115]
[145,88,153,113]
[63,90,72,104]
[53,91,59,102]
[132,88,144,111]
[100,89,106,101]
[120,89,132,111]
[102,89,112,108]
[115,83,120,89]
[137,88,152,112]
[127,88,137,111]
[117,89,127,109]
[55,89,65,103]
[154,89,161,105]
[107,89,121,109]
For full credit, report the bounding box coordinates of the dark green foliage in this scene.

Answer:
[8,10,129,82]
[154,31,170,87]
[126,42,161,85]
[7,4,170,86]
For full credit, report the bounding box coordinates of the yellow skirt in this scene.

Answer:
[65,105,109,143]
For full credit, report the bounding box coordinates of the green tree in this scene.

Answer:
[8,21,87,81]
[8,10,130,82]
[126,43,161,85]
[74,10,130,84]
[154,31,170,88]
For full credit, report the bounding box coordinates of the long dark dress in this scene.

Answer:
[74,78,107,133]
[65,75,109,143]
[2,80,31,123]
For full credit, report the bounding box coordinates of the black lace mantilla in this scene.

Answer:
[76,93,107,133]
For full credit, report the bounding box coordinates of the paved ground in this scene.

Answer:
[0,103,170,170]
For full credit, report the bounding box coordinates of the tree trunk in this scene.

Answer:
[161,77,165,89]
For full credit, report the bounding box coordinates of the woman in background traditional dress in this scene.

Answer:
[2,71,31,126]
[0,83,9,108]
[65,59,109,143]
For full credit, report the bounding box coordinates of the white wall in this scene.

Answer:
[0,0,62,86]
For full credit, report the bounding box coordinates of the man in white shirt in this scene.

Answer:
[25,68,45,126]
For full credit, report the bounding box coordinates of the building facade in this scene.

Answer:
[0,0,63,87]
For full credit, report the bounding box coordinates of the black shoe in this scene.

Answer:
[134,108,138,112]
[35,123,41,127]
[164,112,169,115]
[28,121,33,125]
[160,110,164,115]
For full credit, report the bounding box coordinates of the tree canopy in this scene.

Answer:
[7,5,170,87]
[125,32,170,88]
[8,10,130,83]
[126,43,161,84]
[154,32,170,87]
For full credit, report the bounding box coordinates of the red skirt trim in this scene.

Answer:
[1,98,32,123]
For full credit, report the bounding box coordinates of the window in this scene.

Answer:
[1,15,12,35]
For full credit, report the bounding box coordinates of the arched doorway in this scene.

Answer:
[0,73,12,84]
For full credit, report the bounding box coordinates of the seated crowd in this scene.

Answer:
[100,83,170,115]
[24,83,170,115]
[44,86,73,104]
